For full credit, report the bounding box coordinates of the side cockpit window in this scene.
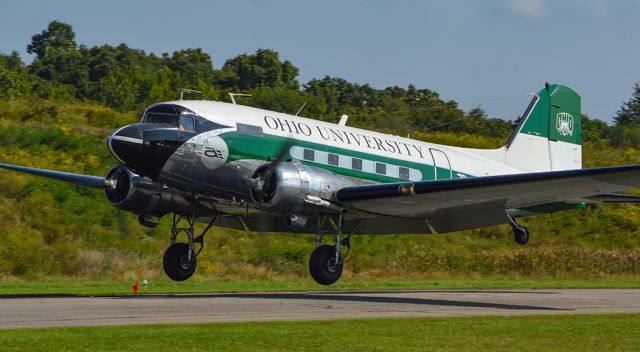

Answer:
[179,114,195,132]
[143,104,179,124]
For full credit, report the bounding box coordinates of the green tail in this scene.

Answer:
[506,83,582,171]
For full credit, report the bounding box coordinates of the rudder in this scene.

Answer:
[505,83,581,172]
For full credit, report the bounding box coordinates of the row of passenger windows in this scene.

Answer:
[302,148,411,180]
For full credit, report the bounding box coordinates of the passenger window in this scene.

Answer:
[179,115,195,132]
[399,167,410,180]
[352,158,362,170]
[303,149,314,161]
[328,153,339,166]
[376,162,386,175]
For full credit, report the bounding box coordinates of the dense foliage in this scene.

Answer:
[1,21,640,280]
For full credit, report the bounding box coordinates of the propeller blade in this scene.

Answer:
[0,163,111,189]
[268,138,295,168]
[260,138,295,182]
[249,138,295,194]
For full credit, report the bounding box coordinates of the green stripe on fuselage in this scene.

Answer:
[219,131,471,183]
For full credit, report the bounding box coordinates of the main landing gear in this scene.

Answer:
[507,213,529,245]
[309,215,358,285]
[163,214,215,281]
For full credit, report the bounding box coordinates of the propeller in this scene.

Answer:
[248,138,294,204]
[246,138,295,236]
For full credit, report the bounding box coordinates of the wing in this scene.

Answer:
[0,163,109,189]
[335,165,640,234]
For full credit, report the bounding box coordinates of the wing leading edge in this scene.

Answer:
[0,163,109,189]
[335,165,640,233]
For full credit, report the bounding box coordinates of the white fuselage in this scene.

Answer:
[166,100,526,181]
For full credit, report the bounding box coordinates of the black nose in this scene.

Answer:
[107,125,143,166]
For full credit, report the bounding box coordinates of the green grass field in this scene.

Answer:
[2,277,640,296]
[1,314,639,351]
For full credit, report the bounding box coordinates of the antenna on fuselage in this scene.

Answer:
[295,101,307,116]
[179,88,202,101]
[338,114,349,126]
[229,93,251,105]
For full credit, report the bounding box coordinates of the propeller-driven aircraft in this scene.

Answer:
[2,83,640,285]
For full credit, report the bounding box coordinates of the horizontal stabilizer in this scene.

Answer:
[585,193,640,203]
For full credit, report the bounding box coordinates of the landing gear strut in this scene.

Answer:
[507,213,529,245]
[308,215,358,285]
[162,214,215,281]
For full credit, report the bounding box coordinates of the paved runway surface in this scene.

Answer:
[1,289,638,328]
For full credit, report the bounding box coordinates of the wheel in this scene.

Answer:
[163,243,197,281]
[309,245,343,285]
[514,227,529,245]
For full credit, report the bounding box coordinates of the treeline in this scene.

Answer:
[4,22,640,148]
[0,21,517,137]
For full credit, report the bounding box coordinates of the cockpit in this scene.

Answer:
[108,104,228,179]
[141,104,225,133]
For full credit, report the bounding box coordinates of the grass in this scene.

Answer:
[2,276,640,296]
[1,314,639,351]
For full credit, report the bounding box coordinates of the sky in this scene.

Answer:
[1,0,639,123]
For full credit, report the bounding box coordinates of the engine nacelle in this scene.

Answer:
[250,161,355,221]
[104,165,209,218]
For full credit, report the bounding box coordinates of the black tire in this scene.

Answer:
[163,243,197,281]
[514,228,530,245]
[309,245,343,285]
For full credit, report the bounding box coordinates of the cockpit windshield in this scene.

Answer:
[142,104,180,124]
[142,103,227,133]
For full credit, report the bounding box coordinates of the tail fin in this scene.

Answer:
[505,83,581,172]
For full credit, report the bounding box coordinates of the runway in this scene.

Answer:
[1,289,638,329]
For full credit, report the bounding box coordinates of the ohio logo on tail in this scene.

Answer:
[556,112,574,137]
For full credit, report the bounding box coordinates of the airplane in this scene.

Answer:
[2,82,640,285]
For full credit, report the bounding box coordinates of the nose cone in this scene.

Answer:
[107,125,143,166]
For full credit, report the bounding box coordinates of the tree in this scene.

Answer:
[0,51,24,70]
[218,49,299,90]
[27,21,77,59]
[27,21,89,99]
[304,76,381,116]
[165,48,216,85]
[582,115,611,142]
[0,52,32,99]
[614,83,640,125]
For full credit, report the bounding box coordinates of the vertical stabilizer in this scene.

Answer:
[505,84,581,172]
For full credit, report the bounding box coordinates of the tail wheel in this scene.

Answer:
[309,245,343,285]
[163,243,197,281]
[514,228,530,245]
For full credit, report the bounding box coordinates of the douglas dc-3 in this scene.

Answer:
[2,83,640,285]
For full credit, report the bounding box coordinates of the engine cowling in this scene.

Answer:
[104,165,211,220]
[249,161,355,224]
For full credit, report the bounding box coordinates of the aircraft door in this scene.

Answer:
[430,148,452,180]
